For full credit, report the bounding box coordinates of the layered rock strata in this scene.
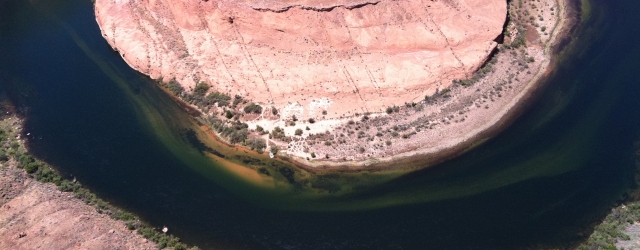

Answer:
[95,0,507,119]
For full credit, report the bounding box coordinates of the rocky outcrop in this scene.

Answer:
[94,0,506,119]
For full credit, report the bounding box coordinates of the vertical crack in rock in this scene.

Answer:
[231,24,274,103]
[342,66,368,112]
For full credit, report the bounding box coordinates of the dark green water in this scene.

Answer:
[1,0,640,248]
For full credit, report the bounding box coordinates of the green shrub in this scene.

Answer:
[510,26,527,48]
[18,154,34,167]
[25,161,41,174]
[193,82,210,97]
[162,79,184,96]
[58,179,79,192]
[205,91,231,107]
[0,129,7,143]
[111,209,136,221]
[243,103,262,114]
[246,138,266,153]
[0,150,8,162]
[295,129,303,136]
[232,95,243,107]
[270,146,280,154]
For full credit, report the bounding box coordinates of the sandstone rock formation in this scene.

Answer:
[95,0,506,119]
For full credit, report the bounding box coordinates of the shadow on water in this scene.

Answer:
[1,0,640,248]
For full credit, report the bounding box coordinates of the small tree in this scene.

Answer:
[386,107,394,114]
[270,146,280,155]
[193,82,210,97]
[295,129,303,136]
[243,103,262,114]
[246,138,266,153]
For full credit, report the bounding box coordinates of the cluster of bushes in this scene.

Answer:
[181,82,235,110]
[426,88,452,101]
[205,91,232,107]
[507,25,527,49]
[0,125,195,250]
[270,126,289,141]
[579,203,640,249]
[270,145,280,155]
[243,103,262,114]
[137,226,191,249]
[245,138,266,153]
[386,106,400,114]
[162,80,233,111]
[0,129,8,162]
[160,78,185,96]
[579,142,640,249]
[210,119,249,144]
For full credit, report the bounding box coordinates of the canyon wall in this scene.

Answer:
[95,0,506,119]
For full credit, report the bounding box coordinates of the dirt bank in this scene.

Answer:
[0,115,157,250]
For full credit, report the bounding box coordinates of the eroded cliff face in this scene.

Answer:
[95,0,506,119]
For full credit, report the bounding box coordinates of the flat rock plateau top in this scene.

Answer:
[95,0,506,119]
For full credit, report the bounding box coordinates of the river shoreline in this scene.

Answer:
[0,110,159,249]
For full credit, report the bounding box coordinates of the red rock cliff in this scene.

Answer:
[95,0,506,119]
